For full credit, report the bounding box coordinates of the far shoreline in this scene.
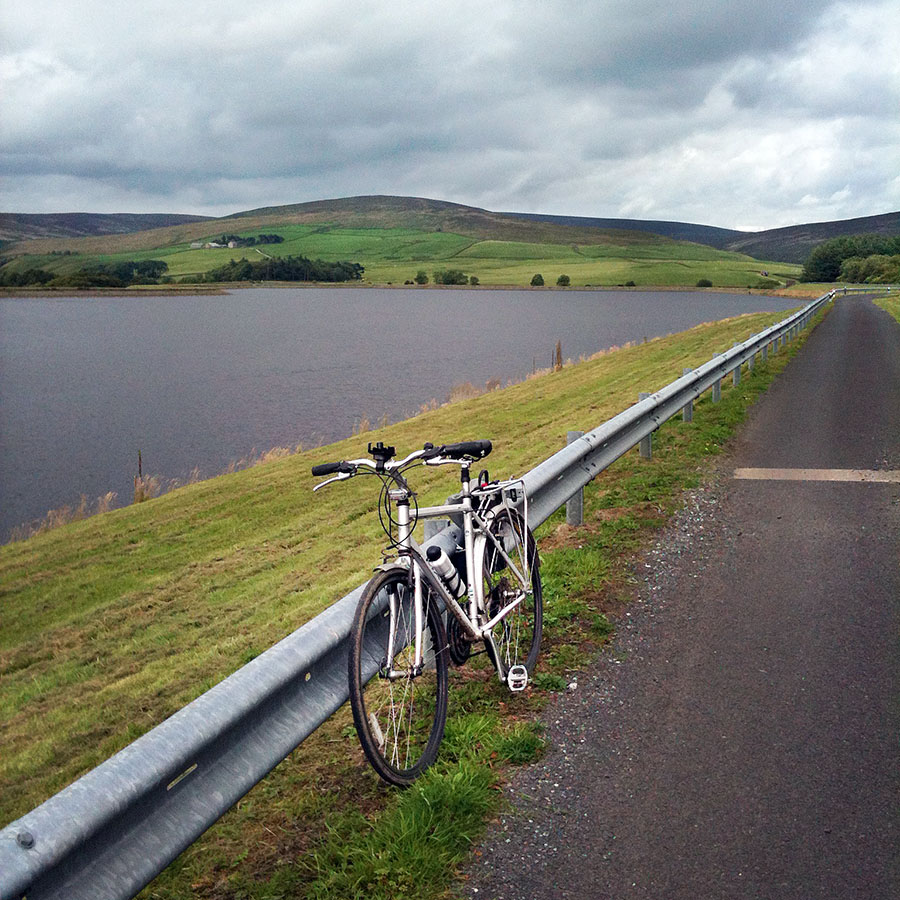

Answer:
[0,282,818,300]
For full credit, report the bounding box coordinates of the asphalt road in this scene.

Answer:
[462,295,900,899]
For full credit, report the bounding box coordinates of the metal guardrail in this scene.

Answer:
[0,289,844,899]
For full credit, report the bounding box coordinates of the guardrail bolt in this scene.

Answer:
[682,369,693,422]
[638,394,652,458]
[17,830,35,849]
[566,431,585,526]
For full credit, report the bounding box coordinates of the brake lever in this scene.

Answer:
[312,472,353,491]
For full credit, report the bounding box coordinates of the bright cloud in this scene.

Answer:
[0,0,897,227]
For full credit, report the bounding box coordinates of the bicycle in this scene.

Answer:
[312,439,542,786]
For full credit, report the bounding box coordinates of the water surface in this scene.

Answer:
[0,287,799,538]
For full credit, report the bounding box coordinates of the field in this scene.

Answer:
[4,222,801,289]
[0,305,818,898]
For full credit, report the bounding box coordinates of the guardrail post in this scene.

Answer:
[762,343,768,361]
[748,352,755,371]
[712,378,721,403]
[682,369,693,421]
[639,393,652,458]
[566,431,584,526]
[732,345,741,385]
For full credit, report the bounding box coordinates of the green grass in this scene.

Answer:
[2,222,801,289]
[874,291,900,323]
[0,305,822,899]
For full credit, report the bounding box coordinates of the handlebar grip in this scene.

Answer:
[311,461,350,477]
[440,440,492,460]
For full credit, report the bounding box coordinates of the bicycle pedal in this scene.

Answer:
[506,664,528,692]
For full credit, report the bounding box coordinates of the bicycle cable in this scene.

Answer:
[376,464,420,552]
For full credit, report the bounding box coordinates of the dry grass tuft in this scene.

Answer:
[448,381,482,402]
[9,491,119,542]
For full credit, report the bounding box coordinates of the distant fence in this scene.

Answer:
[0,288,861,899]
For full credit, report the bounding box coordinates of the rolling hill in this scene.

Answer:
[722,211,900,263]
[506,208,900,264]
[0,195,802,290]
[0,212,212,244]
[2,196,898,265]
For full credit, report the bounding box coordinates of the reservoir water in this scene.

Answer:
[0,287,800,540]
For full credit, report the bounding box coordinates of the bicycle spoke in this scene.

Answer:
[481,511,543,682]
[349,569,448,785]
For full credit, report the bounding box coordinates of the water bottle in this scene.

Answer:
[426,545,465,598]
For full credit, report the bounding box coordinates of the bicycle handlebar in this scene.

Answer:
[438,440,492,461]
[311,440,493,483]
[310,461,355,477]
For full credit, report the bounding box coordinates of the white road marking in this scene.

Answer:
[734,468,900,483]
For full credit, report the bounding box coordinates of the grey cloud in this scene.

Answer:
[1,0,897,226]
[509,0,837,88]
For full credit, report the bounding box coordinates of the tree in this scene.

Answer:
[0,266,54,286]
[801,234,900,282]
[433,269,468,285]
[531,273,544,286]
[469,275,479,286]
[556,274,570,286]
[840,253,900,284]
[203,255,363,284]
[414,270,429,284]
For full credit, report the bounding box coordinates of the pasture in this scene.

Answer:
[5,223,801,288]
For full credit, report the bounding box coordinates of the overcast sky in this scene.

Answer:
[1,0,897,229]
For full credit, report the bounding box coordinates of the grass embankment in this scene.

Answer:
[0,307,818,899]
[874,291,900,323]
[3,223,800,289]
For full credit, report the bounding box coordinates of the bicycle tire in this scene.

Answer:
[348,567,449,786]
[479,509,543,678]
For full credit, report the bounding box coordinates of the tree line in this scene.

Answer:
[0,260,169,288]
[218,233,285,248]
[194,255,364,283]
[1,254,365,288]
[801,234,900,283]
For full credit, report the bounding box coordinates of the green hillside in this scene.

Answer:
[3,217,799,289]
[4,197,898,283]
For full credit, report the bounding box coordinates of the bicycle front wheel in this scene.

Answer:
[348,567,449,786]
[480,510,543,678]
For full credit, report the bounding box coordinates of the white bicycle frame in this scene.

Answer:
[391,473,531,682]
[314,447,534,683]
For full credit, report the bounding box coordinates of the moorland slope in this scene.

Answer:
[4,196,898,265]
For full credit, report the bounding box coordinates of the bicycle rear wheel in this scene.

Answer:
[348,567,449,786]
[480,510,543,678]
